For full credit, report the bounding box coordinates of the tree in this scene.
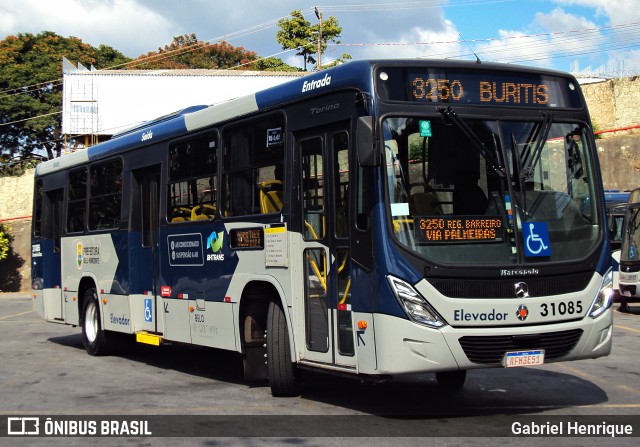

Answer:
[276,9,347,71]
[252,56,303,72]
[131,34,252,70]
[131,34,301,71]
[0,32,130,160]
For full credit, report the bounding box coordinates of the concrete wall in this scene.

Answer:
[596,135,640,191]
[0,168,34,220]
[581,77,640,134]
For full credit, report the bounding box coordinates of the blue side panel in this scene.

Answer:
[255,60,374,110]
[158,221,239,301]
[87,116,189,162]
[127,231,155,295]
[32,238,61,289]
[350,169,419,320]
[110,231,130,294]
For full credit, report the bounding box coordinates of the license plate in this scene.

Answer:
[502,350,545,368]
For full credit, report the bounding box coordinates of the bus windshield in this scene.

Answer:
[384,115,600,265]
[620,196,640,264]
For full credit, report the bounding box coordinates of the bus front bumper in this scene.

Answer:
[356,308,613,376]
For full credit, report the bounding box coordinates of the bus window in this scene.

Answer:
[89,159,123,231]
[301,138,324,240]
[222,115,284,217]
[33,179,43,238]
[67,168,87,234]
[168,133,218,222]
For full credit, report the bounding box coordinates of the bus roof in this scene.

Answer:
[36,59,579,177]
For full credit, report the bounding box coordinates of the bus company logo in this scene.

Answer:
[302,73,332,93]
[206,231,225,261]
[76,242,83,269]
[516,304,529,321]
[141,130,153,142]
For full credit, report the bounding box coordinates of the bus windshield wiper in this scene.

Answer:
[438,107,505,177]
[520,111,554,180]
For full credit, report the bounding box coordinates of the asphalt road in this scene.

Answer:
[0,293,638,446]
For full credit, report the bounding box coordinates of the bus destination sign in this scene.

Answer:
[415,216,503,242]
[230,228,264,250]
[378,67,582,108]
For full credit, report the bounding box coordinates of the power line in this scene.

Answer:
[0,110,62,127]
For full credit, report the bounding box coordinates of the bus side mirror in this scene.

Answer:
[357,116,378,167]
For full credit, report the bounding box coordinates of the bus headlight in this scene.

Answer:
[588,269,613,318]
[387,275,446,328]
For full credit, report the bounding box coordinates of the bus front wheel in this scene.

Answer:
[436,370,466,391]
[266,300,300,397]
[81,287,115,356]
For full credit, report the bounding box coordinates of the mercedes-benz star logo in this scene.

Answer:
[514,281,530,299]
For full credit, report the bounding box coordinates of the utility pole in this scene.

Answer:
[315,7,323,71]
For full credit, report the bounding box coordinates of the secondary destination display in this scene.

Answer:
[378,67,582,108]
[229,228,264,249]
[415,216,503,242]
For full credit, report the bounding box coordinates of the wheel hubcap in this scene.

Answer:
[85,301,98,343]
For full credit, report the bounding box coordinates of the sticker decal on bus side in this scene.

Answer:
[523,222,551,257]
[167,233,204,266]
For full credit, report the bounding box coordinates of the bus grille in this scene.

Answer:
[458,329,583,365]
[429,272,592,298]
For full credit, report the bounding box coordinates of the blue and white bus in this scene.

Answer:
[32,59,613,395]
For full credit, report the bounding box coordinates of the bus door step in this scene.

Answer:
[135,331,163,346]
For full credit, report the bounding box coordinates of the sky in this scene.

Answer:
[0,0,639,76]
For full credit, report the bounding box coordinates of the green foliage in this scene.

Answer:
[409,134,428,162]
[276,10,347,71]
[251,56,302,72]
[0,223,12,262]
[0,31,130,160]
[131,34,260,70]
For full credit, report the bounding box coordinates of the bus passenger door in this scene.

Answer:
[34,187,63,321]
[130,165,161,333]
[298,125,356,368]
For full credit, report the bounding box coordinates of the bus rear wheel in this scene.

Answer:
[266,300,300,397]
[436,370,466,391]
[81,287,115,356]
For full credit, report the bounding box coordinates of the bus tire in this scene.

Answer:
[81,287,115,356]
[266,300,299,397]
[436,370,466,391]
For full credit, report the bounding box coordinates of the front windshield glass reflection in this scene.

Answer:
[383,116,600,265]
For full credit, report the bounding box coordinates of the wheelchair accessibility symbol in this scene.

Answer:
[144,298,153,323]
[523,222,551,257]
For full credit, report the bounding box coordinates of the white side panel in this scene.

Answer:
[184,95,259,132]
[63,291,80,326]
[163,298,192,344]
[32,290,45,319]
[101,293,132,334]
[189,300,237,351]
[352,312,377,374]
[60,235,119,296]
[36,150,89,176]
[43,288,63,321]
